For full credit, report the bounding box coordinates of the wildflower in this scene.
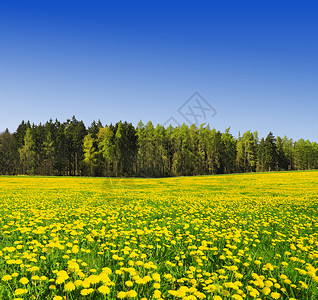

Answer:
[80,288,94,295]
[262,286,271,295]
[64,281,76,292]
[2,275,12,281]
[271,292,281,299]
[14,289,27,296]
[102,267,112,274]
[117,291,127,298]
[153,282,161,289]
[125,280,133,287]
[19,277,29,285]
[98,285,110,294]
[126,290,138,298]
[152,273,161,282]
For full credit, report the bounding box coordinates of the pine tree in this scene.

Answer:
[42,131,55,175]
[19,127,36,175]
[83,134,98,176]
[0,129,15,175]
[98,126,115,176]
[264,132,277,171]
[221,127,236,174]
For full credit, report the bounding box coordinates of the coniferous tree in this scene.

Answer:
[154,124,169,177]
[0,129,15,175]
[282,136,294,171]
[171,126,182,176]
[19,127,36,175]
[221,127,237,174]
[41,131,55,175]
[256,138,266,172]
[1,117,317,177]
[264,132,277,171]
[275,136,288,171]
[64,116,87,175]
[139,121,156,177]
[189,124,200,175]
[179,123,194,176]
[83,134,98,176]
[207,128,222,174]
[98,126,115,176]
[53,120,68,175]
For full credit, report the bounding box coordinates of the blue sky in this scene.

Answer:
[0,1,317,141]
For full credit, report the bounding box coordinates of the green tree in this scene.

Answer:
[282,136,294,170]
[19,127,36,174]
[236,131,257,172]
[221,127,237,174]
[41,130,55,175]
[137,121,156,177]
[154,124,169,177]
[113,122,138,176]
[98,126,115,176]
[275,136,288,171]
[264,132,277,171]
[0,129,15,175]
[53,120,68,175]
[206,128,222,174]
[83,134,97,176]
[64,116,87,175]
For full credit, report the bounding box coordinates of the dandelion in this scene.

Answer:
[2,275,12,282]
[125,280,133,287]
[14,289,27,296]
[98,285,110,295]
[271,292,281,299]
[117,291,127,298]
[64,281,76,292]
[19,277,29,285]
[153,290,161,298]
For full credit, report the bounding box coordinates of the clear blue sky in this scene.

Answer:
[0,1,317,141]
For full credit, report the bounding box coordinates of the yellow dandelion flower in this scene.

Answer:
[271,292,281,299]
[2,275,12,282]
[126,290,138,298]
[98,285,110,295]
[64,281,76,292]
[153,290,161,299]
[125,280,133,287]
[19,277,29,285]
[117,291,127,298]
[153,282,161,289]
[14,288,27,296]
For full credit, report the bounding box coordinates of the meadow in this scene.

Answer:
[0,171,317,300]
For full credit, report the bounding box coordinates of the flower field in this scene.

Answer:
[0,171,317,300]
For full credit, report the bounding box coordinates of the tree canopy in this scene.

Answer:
[0,117,317,177]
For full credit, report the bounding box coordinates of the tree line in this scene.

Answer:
[0,116,317,177]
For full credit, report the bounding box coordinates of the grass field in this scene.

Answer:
[0,171,317,300]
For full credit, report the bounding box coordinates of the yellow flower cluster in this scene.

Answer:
[0,170,318,299]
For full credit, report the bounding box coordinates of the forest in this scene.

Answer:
[0,116,317,177]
